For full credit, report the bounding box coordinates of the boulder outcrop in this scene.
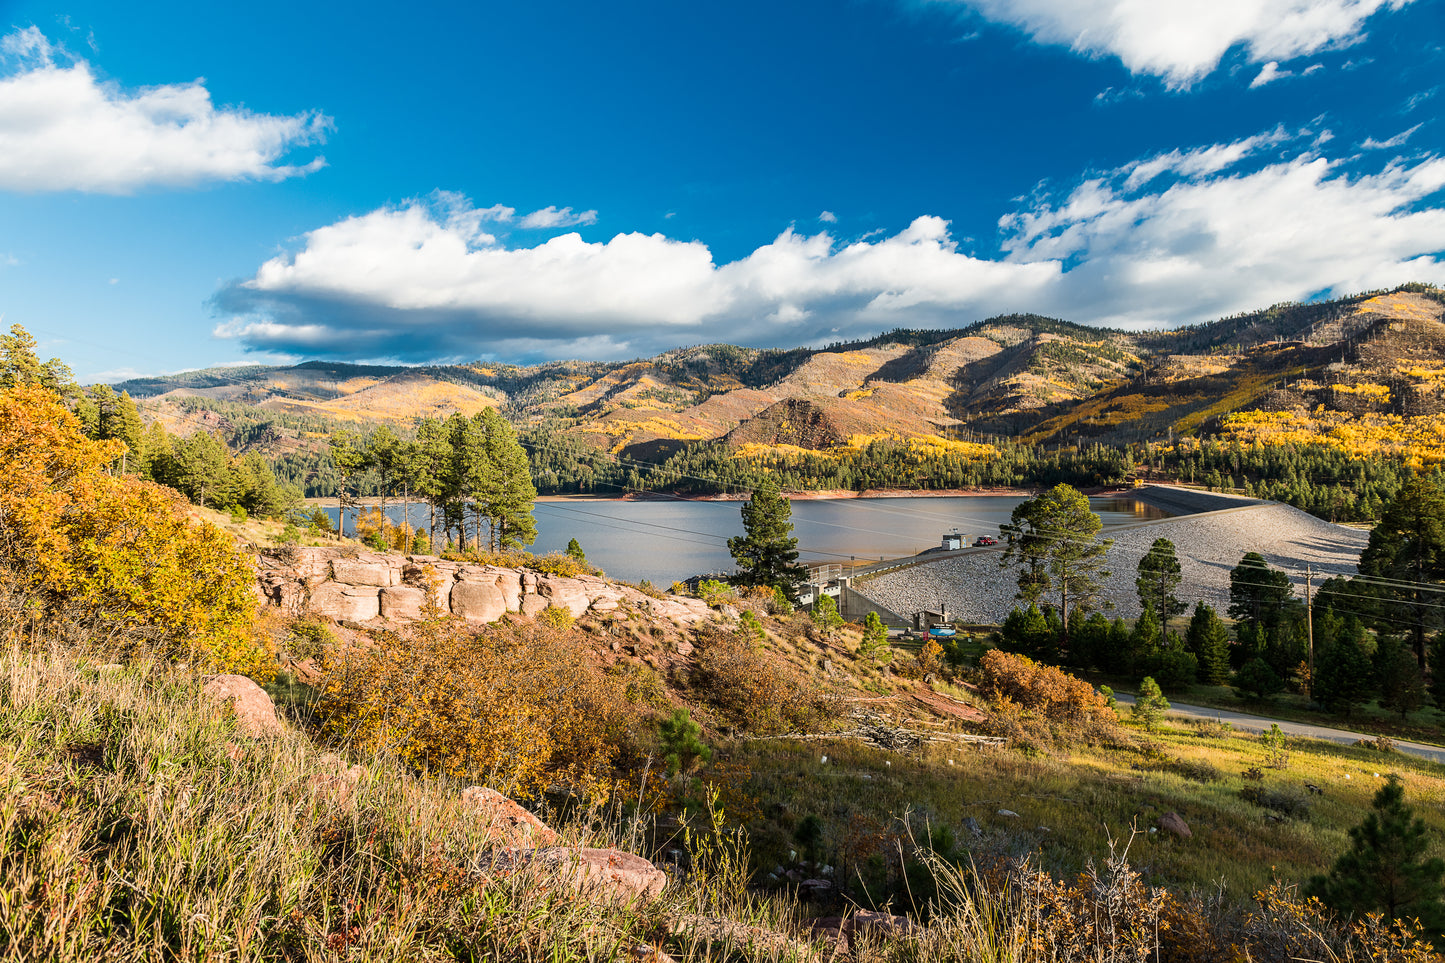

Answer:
[253,547,715,628]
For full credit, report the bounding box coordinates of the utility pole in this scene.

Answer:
[1305,565,1314,701]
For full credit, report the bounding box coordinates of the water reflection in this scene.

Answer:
[319,494,1172,586]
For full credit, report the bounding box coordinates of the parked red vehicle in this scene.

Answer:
[973,535,997,546]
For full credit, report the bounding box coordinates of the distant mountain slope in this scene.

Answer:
[114,285,1445,477]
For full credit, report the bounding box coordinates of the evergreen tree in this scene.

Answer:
[859,611,891,664]
[1359,477,1445,669]
[1151,645,1198,693]
[1376,636,1426,720]
[997,603,1053,660]
[89,388,146,474]
[810,593,843,639]
[412,417,455,545]
[658,708,712,777]
[1312,615,1373,716]
[1185,601,1232,685]
[328,430,371,539]
[1136,537,1185,630]
[566,538,587,562]
[1233,657,1284,701]
[1101,617,1133,675]
[1070,611,1112,671]
[1127,603,1162,673]
[449,413,494,549]
[1228,552,1295,631]
[728,481,807,600]
[1131,676,1169,732]
[0,323,75,394]
[1306,775,1445,932]
[1000,483,1112,648]
[1432,631,1445,708]
[160,431,233,509]
[479,408,537,551]
[366,424,402,520]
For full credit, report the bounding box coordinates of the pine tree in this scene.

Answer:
[566,538,586,562]
[728,481,807,600]
[1000,483,1111,648]
[449,413,494,549]
[1312,615,1373,716]
[1376,636,1426,720]
[366,424,401,521]
[1359,478,1445,669]
[998,603,1052,659]
[1306,775,1445,931]
[658,708,713,777]
[1228,552,1296,632]
[328,430,371,539]
[1185,601,1232,685]
[1128,603,1162,673]
[1131,676,1169,732]
[0,323,74,394]
[1136,537,1185,630]
[1233,657,1284,701]
[412,418,455,546]
[479,408,537,551]
[859,611,892,664]
[810,593,843,639]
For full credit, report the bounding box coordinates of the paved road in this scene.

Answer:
[1112,693,1445,766]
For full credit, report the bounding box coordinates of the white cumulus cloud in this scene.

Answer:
[213,139,1445,361]
[927,0,1413,87]
[519,205,599,229]
[0,26,330,193]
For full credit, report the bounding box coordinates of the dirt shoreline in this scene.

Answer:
[305,485,1139,507]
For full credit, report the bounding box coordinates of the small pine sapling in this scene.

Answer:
[859,611,892,664]
[1261,723,1290,769]
[810,594,844,639]
[738,609,766,646]
[1131,676,1170,732]
[659,708,713,777]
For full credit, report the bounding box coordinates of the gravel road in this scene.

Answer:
[1111,693,1445,766]
[852,498,1369,625]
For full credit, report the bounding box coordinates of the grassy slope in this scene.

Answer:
[5,594,1445,959]
[0,645,816,961]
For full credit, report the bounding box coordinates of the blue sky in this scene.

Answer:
[0,0,1441,381]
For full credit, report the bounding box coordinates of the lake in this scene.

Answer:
[319,494,1170,585]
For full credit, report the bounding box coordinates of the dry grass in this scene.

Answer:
[0,642,820,962]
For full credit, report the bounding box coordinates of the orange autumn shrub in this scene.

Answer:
[316,619,635,800]
[977,649,1121,747]
[0,386,263,675]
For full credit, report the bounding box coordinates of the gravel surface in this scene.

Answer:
[852,501,1370,625]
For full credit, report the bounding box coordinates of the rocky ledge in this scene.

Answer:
[254,547,713,627]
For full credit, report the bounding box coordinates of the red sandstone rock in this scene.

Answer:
[202,674,285,739]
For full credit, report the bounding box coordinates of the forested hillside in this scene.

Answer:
[107,284,1445,523]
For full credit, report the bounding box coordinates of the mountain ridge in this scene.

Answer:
[115,286,1445,488]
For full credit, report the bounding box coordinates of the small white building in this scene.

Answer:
[941,531,964,551]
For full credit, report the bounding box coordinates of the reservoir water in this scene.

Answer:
[320,495,1169,585]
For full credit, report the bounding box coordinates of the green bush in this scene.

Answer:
[538,605,575,631]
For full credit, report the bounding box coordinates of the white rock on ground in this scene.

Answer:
[853,500,1369,625]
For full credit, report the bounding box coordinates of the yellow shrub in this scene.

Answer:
[316,621,633,799]
[0,387,262,676]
